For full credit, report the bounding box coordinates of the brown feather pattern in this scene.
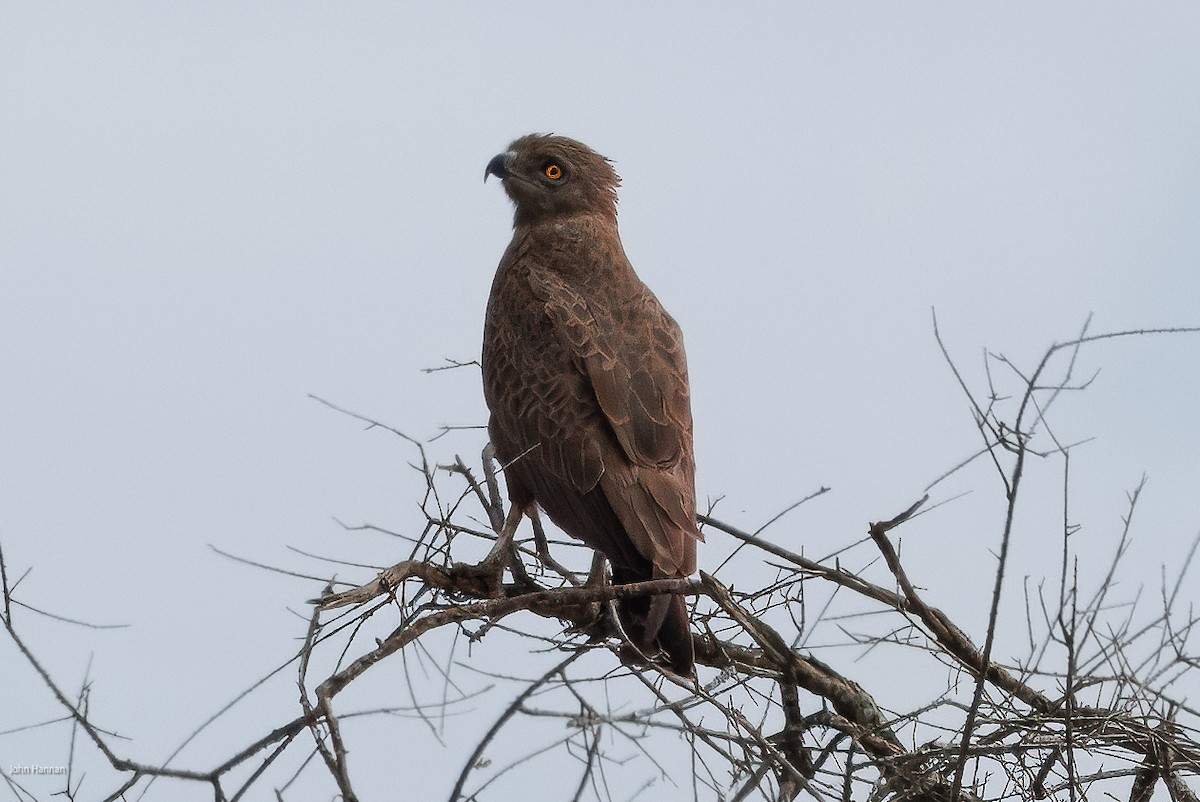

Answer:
[482,134,702,674]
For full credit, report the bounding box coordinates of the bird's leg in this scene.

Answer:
[584,551,609,588]
[479,442,506,533]
[503,512,535,589]
[531,509,553,564]
[481,501,524,567]
[453,502,525,597]
[529,509,584,586]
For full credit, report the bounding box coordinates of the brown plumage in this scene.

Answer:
[482,133,702,675]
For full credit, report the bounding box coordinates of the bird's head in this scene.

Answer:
[485,133,621,226]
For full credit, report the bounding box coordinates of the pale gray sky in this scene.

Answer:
[2,4,1198,800]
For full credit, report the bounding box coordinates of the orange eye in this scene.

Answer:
[544,163,563,181]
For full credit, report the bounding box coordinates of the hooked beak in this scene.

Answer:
[484,151,513,183]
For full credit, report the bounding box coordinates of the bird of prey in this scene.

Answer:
[482,134,702,675]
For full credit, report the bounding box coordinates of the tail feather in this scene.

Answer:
[653,594,694,676]
[611,564,694,676]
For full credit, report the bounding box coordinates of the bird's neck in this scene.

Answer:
[511,215,630,282]
[516,212,618,243]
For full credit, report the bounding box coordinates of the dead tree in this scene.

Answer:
[3,322,1199,802]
